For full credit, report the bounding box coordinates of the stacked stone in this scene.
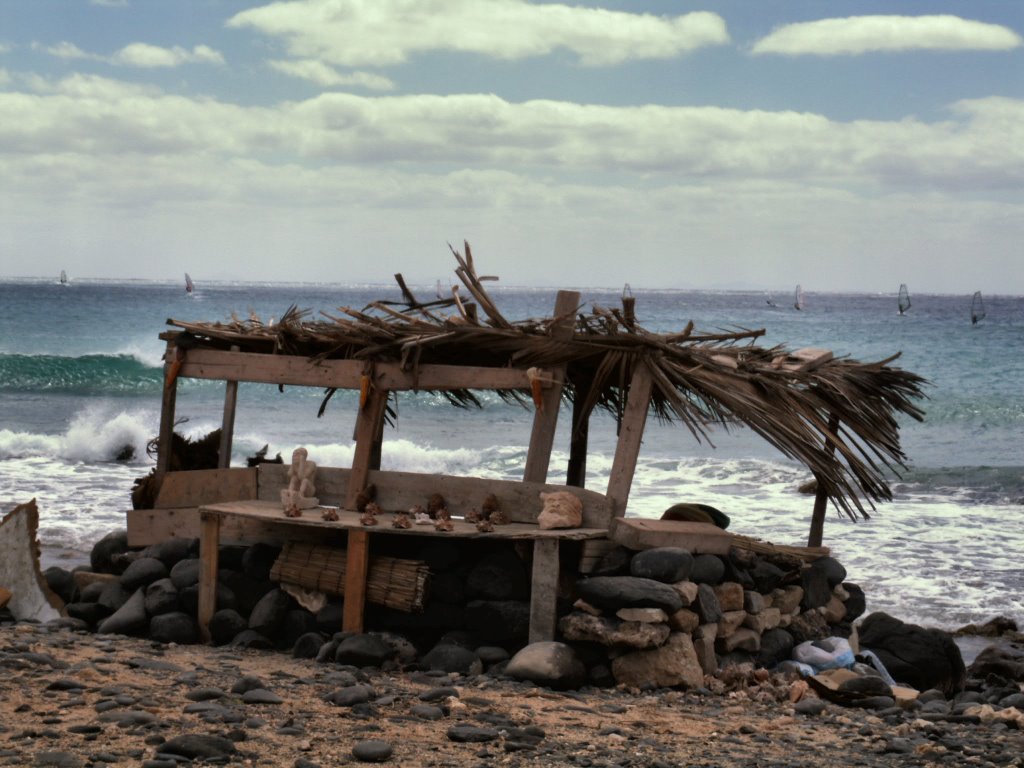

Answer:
[558,546,863,689]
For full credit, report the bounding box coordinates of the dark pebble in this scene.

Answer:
[418,686,459,702]
[352,740,393,762]
[410,704,445,720]
[242,688,283,704]
[447,725,499,743]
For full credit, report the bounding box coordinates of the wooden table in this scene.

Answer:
[197,499,609,644]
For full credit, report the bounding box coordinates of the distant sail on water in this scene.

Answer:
[59,270,68,286]
[185,272,194,296]
[793,284,804,311]
[971,291,986,325]
[898,283,911,315]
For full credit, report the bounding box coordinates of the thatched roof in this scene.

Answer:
[167,243,927,521]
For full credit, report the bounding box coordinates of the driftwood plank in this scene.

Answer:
[156,345,178,476]
[154,468,257,509]
[605,365,653,517]
[343,529,370,632]
[346,387,389,509]
[176,348,537,392]
[218,348,240,468]
[529,538,560,643]
[197,511,220,642]
[610,517,735,555]
[126,506,346,548]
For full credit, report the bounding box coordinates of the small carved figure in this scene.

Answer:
[435,506,451,522]
[355,484,377,512]
[537,490,583,530]
[434,517,454,532]
[475,518,494,533]
[364,501,383,516]
[359,511,379,526]
[427,493,446,519]
[482,493,500,519]
[392,512,412,529]
[489,509,511,525]
[321,507,340,521]
[281,447,319,513]
[464,508,481,523]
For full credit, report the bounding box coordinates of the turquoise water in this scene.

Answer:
[1,277,1022,629]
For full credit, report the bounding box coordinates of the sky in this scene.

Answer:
[1,0,1022,293]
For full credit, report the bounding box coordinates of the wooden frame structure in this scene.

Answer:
[143,291,658,643]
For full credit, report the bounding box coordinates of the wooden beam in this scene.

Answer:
[345,386,390,509]
[529,538,560,643]
[197,510,220,642]
[523,290,579,484]
[566,388,591,488]
[177,349,539,392]
[342,528,370,633]
[808,413,841,548]
[606,364,653,517]
[156,343,179,476]
[217,346,239,469]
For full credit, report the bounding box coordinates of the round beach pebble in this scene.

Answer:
[352,739,393,762]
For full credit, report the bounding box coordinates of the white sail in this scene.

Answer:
[185,272,194,295]
[971,291,986,325]
[898,284,911,315]
[793,284,804,311]
[59,270,68,286]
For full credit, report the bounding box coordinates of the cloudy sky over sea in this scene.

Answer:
[2,1,1022,292]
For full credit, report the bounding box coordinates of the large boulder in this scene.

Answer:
[859,612,966,696]
[90,530,131,575]
[506,642,586,690]
[629,548,694,584]
[576,576,684,614]
[611,632,704,689]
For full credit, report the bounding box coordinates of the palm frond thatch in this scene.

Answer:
[167,242,927,522]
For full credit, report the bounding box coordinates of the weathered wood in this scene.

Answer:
[529,538,560,643]
[610,517,735,555]
[773,347,834,373]
[257,465,614,529]
[343,529,370,632]
[346,387,389,509]
[578,538,616,574]
[217,345,240,468]
[126,506,346,548]
[153,468,257,509]
[177,349,541,392]
[566,389,591,488]
[197,511,220,642]
[808,413,841,548]
[605,364,654,517]
[523,291,579,484]
[156,344,179,476]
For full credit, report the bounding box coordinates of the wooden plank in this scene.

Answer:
[156,343,179,476]
[153,468,257,509]
[342,529,370,632]
[126,506,347,548]
[605,364,653,517]
[178,349,539,392]
[523,290,579,484]
[566,392,591,488]
[346,386,389,509]
[529,538,560,643]
[609,517,735,555]
[197,510,220,642]
[217,345,240,469]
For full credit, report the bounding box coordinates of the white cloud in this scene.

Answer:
[90,0,129,6]
[113,43,225,67]
[37,41,101,61]
[228,0,729,66]
[752,15,1023,56]
[268,59,395,90]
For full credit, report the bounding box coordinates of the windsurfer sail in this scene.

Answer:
[971,291,986,325]
[185,273,194,296]
[59,270,68,286]
[898,284,911,315]
[793,284,804,311]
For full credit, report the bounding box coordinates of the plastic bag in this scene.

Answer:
[792,637,855,672]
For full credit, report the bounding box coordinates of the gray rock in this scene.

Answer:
[44,566,78,604]
[794,698,826,716]
[576,576,684,614]
[476,645,510,665]
[169,558,201,590]
[97,580,132,613]
[411,704,445,720]
[800,566,832,611]
[143,578,179,616]
[149,611,199,644]
[32,751,83,768]
[351,740,393,763]
[248,588,291,637]
[611,632,704,689]
[756,628,795,668]
[97,587,148,636]
[693,583,722,624]
[144,537,196,569]
[422,643,483,675]
[281,609,319,650]
[241,542,280,581]
[90,529,130,574]
[446,725,499,743]
[505,641,587,690]
[629,548,694,583]
[208,608,247,646]
[324,684,375,707]
[842,583,866,622]
[810,556,847,588]
[335,634,395,668]
[120,557,169,591]
[859,612,966,696]
[292,631,326,659]
[690,554,725,585]
[242,688,283,704]
[159,733,237,760]
[558,612,669,649]
[230,629,274,649]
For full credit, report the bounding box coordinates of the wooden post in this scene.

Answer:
[566,391,591,488]
[529,538,560,643]
[523,290,579,484]
[606,364,653,517]
[197,510,220,642]
[156,342,179,476]
[808,413,841,548]
[218,345,240,469]
[343,529,370,632]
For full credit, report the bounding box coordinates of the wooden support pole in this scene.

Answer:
[606,364,653,517]
[807,413,841,548]
[156,343,179,476]
[566,391,591,488]
[342,529,370,632]
[218,345,240,469]
[197,510,221,642]
[345,387,389,509]
[523,290,579,484]
[529,538,560,643]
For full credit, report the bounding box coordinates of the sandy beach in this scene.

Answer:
[2,620,1021,768]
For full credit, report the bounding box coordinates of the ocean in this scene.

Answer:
[1,277,1022,632]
